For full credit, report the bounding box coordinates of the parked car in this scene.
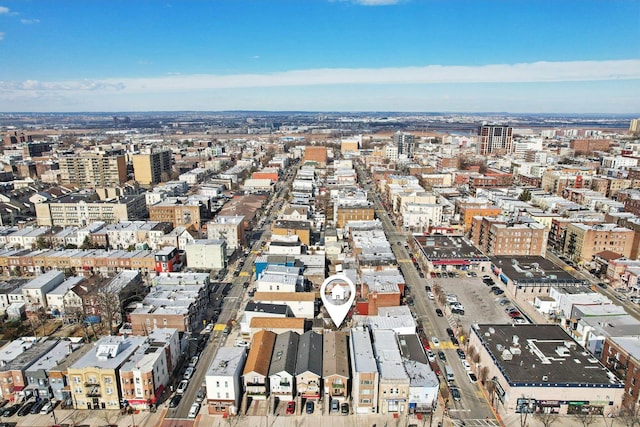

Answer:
[196,388,205,403]
[177,380,189,394]
[17,401,35,416]
[435,308,443,317]
[457,349,466,360]
[451,387,462,402]
[330,399,340,413]
[183,367,194,380]
[427,291,434,300]
[426,350,436,362]
[203,323,214,333]
[438,351,447,362]
[305,400,314,414]
[598,282,607,289]
[286,401,296,415]
[40,399,54,415]
[2,405,19,417]
[341,402,349,415]
[462,360,471,371]
[467,372,478,383]
[188,403,200,418]
[30,398,48,414]
[508,311,522,318]
[450,336,459,346]
[446,328,455,339]
[493,288,505,295]
[189,356,199,367]
[169,395,182,408]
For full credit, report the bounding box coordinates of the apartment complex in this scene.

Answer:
[563,223,634,264]
[132,149,172,186]
[470,216,548,256]
[478,125,513,156]
[58,152,127,188]
[35,194,147,227]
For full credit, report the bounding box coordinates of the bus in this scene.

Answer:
[445,365,455,384]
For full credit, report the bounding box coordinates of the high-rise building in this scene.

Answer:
[393,131,415,158]
[630,118,640,135]
[58,151,127,188]
[478,125,513,156]
[132,149,172,186]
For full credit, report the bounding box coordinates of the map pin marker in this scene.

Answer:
[320,274,356,328]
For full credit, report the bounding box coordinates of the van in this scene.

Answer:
[445,365,455,384]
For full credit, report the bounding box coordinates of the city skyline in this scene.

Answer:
[0,0,639,113]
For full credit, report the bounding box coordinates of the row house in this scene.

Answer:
[0,248,156,277]
[322,331,350,402]
[268,331,299,400]
[104,221,174,250]
[243,330,277,401]
[295,331,323,400]
[0,338,52,400]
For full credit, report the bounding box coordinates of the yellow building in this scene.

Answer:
[564,223,634,264]
[132,150,172,186]
[67,336,146,410]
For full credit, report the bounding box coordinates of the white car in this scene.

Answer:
[427,291,434,300]
[188,403,201,418]
[203,323,214,333]
[189,356,199,368]
[462,360,471,372]
[235,340,250,348]
[183,367,194,380]
[426,350,436,362]
[177,380,189,394]
[431,337,440,347]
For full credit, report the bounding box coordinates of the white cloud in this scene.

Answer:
[0,59,639,96]
[20,18,40,24]
[0,6,9,14]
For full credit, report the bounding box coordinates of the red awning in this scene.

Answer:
[150,384,164,403]
[13,386,24,392]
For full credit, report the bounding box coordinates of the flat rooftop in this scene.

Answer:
[415,235,490,262]
[492,255,585,286]
[474,324,623,388]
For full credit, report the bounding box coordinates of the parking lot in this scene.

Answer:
[430,271,521,333]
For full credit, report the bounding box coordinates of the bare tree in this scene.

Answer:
[575,412,597,427]
[101,409,122,427]
[95,284,122,336]
[67,410,89,427]
[617,406,640,427]
[440,386,450,401]
[533,412,560,427]
[479,366,490,383]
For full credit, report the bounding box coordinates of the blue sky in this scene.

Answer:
[0,0,639,113]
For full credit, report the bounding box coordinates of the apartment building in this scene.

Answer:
[205,347,247,415]
[373,329,410,415]
[119,328,180,409]
[271,220,311,246]
[185,239,226,270]
[243,330,276,400]
[601,336,640,411]
[59,152,127,188]
[349,327,379,414]
[132,149,172,186]
[563,223,634,264]
[0,338,59,400]
[67,335,146,410]
[470,216,548,257]
[35,194,147,227]
[207,215,245,250]
[148,197,209,231]
[478,125,513,156]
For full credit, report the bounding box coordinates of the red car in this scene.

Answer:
[508,311,521,318]
[286,401,295,415]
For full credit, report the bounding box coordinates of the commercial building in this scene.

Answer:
[601,336,640,410]
[373,329,410,415]
[414,234,491,274]
[469,324,624,416]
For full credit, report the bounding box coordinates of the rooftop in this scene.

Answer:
[415,235,490,261]
[492,255,583,285]
[473,324,623,388]
[206,347,246,377]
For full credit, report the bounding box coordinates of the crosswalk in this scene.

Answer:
[451,419,500,426]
